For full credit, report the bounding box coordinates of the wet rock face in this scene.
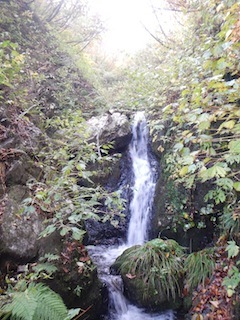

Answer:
[83,154,122,188]
[85,218,127,245]
[0,115,46,260]
[151,173,216,251]
[87,112,132,152]
[44,241,107,320]
[84,151,133,245]
[0,195,106,319]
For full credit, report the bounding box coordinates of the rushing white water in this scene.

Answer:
[127,111,156,246]
[88,112,175,320]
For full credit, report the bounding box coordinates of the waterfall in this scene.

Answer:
[127,111,156,246]
[88,112,175,320]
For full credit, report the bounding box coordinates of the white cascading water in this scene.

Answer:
[127,111,156,246]
[89,112,175,320]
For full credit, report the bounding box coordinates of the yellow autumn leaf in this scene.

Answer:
[227,288,235,297]
[157,145,165,152]
[233,182,240,191]
[183,212,189,219]
[218,120,235,131]
[234,109,240,117]
[179,166,189,177]
[199,121,211,130]
[203,157,211,164]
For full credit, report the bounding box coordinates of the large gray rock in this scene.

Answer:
[87,112,132,152]
[0,196,43,260]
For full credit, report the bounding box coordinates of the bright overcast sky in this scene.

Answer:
[89,0,171,54]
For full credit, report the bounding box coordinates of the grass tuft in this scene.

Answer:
[184,247,215,292]
[116,238,185,301]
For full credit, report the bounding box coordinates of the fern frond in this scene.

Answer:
[32,263,58,275]
[1,282,68,320]
[33,283,68,320]
[3,289,37,320]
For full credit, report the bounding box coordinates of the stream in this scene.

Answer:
[89,112,176,320]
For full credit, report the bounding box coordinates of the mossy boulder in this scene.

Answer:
[111,238,184,311]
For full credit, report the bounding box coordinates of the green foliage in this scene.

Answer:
[116,238,185,301]
[223,265,240,298]
[220,206,240,239]
[226,241,239,259]
[140,0,240,239]
[0,40,24,99]
[0,281,69,320]
[223,241,240,298]
[31,263,58,279]
[22,110,124,242]
[159,174,191,232]
[184,248,216,292]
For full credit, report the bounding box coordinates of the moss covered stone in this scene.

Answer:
[111,238,184,311]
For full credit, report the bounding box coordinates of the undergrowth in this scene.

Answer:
[0,281,74,320]
[184,247,216,293]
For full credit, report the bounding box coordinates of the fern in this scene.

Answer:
[1,282,68,320]
[10,290,37,320]
[33,284,68,320]
[32,263,58,276]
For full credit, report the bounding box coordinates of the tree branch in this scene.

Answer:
[141,23,172,49]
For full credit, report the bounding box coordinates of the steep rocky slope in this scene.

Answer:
[0,1,107,318]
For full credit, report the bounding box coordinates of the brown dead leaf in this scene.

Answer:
[210,300,220,308]
[62,267,69,273]
[79,256,90,262]
[125,273,136,279]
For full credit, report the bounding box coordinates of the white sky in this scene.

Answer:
[89,0,171,55]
